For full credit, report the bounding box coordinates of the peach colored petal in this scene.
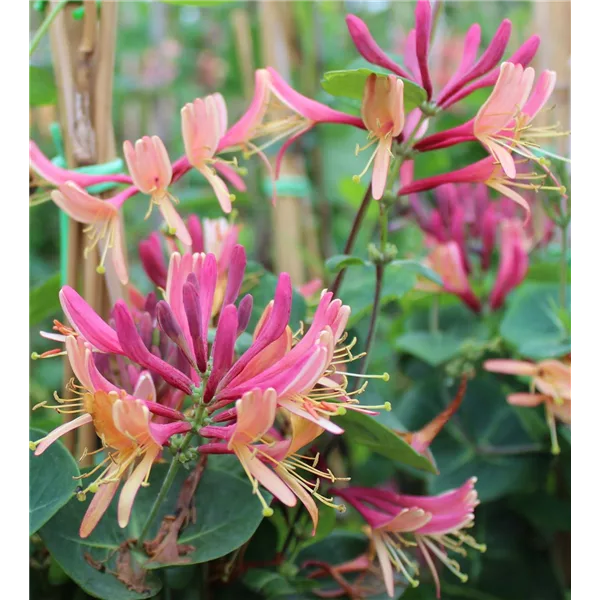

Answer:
[118,447,160,528]
[79,467,120,538]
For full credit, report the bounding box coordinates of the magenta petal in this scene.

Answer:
[183,278,207,372]
[113,301,193,394]
[223,245,247,306]
[438,19,512,107]
[187,215,204,254]
[345,14,411,79]
[139,233,168,289]
[414,0,433,99]
[217,273,292,394]
[237,294,254,335]
[149,421,192,446]
[438,23,481,99]
[59,286,122,354]
[204,305,239,403]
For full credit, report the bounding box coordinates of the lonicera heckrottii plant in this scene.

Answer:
[29,1,570,598]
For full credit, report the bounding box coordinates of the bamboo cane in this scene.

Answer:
[258,1,314,285]
[48,0,121,463]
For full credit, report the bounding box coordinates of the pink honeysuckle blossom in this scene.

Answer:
[29,140,133,189]
[201,389,345,528]
[51,182,136,284]
[333,479,485,598]
[416,63,558,179]
[123,135,191,246]
[30,335,191,538]
[345,2,539,110]
[208,288,390,432]
[354,74,405,200]
[398,155,565,219]
[221,68,363,186]
[484,358,571,454]
[138,215,240,315]
[59,245,388,436]
[423,241,481,313]
[181,94,241,214]
[488,219,529,310]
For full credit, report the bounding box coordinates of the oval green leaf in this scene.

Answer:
[39,459,267,598]
[30,427,80,535]
[321,69,427,112]
[333,410,437,473]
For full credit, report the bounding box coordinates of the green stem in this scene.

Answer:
[135,403,205,548]
[357,262,385,382]
[30,0,70,57]
[429,295,440,333]
[330,183,372,298]
[136,456,182,548]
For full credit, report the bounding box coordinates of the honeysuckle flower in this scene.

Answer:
[221,68,363,184]
[424,242,481,313]
[484,358,571,454]
[345,2,539,110]
[417,63,558,179]
[123,135,191,246]
[201,389,345,528]
[488,219,529,309]
[354,74,405,199]
[139,215,240,314]
[29,140,133,189]
[181,94,239,214]
[209,289,389,432]
[51,182,134,284]
[398,155,565,218]
[334,479,485,598]
[30,336,191,537]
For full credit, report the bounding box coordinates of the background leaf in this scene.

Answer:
[30,65,58,107]
[500,283,571,359]
[30,273,61,326]
[40,459,267,599]
[29,427,80,535]
[334,410,437,473]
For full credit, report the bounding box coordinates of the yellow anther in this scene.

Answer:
[31,352,40,360]
[384,402,392,411]
[262,507,274,517]
[29,441,38,451]
[76,491,87,502]
[352,174,361,183]
[96,265,106,275]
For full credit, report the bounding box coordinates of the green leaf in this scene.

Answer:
[395,304,489,366]
[339,262,417,327]
[29,427,80,535]
[40,461,267,599]
[333,410,437,473]
[30,273,61,326]
[244,261,307,330]
[297,531,368,567]
[395,376,550,502]
[325,254,369,273]
[242,570,297,598]
[30,65,57,107]
[321,69,427,112]
[389,259,442,286]
[500,283,570,359]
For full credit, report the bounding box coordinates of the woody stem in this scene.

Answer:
[330,183,373,298]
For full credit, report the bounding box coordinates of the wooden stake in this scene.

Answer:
[258,1,316,285]
[48,0,121,462]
